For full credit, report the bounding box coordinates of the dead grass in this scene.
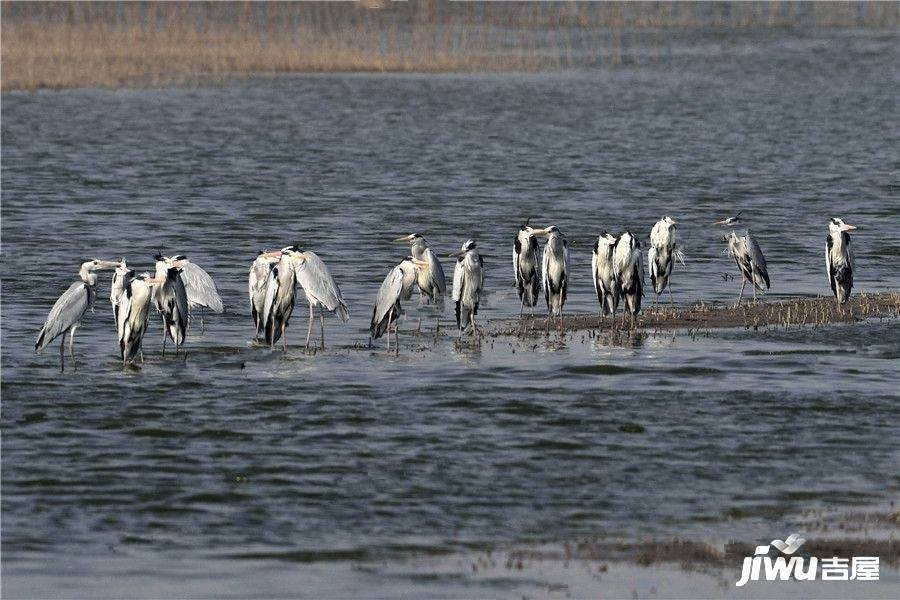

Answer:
[2,1,898,91]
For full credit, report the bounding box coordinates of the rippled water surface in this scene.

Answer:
[2,29,899,597]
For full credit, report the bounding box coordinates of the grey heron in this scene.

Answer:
[591,231,620,317]
[35,259,119,371]
[648,216,679,306]
[249,250,278,340]
[536,226,568,318]
[164,255,224,331]
[261,245,349,351]
[153,254,189,355]
[292,248,350,350]
[713,211,742,227]
[116,272,156,366]
[451,240,484,337]
[370,256,426,351]
[613,231,644,316]
[826,217,857,306]
[110,259,132,323]
[512,220,541,315]
[393,233,446,306]
[715,217,770,304]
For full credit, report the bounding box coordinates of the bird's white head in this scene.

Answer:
[597,231,618,246]
[829,218,857,233]
[450,240,477,258]
[79,259,119,285]
[393,233,424,244]
[663,216,677,226]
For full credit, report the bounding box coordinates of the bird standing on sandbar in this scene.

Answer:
[513,220,541,315]
[591,231,620,317]
[715,214,770,304]
[648,216,680,306]
[826,217,857,307]
[451,240,484,337]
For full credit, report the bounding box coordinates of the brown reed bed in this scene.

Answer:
[2,1,898,92]
[492,292,900,338]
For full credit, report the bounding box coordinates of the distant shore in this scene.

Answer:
[3,1,898,92]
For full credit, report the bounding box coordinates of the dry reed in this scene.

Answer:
[2,1,898,91]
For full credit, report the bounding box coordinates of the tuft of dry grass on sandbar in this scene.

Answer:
[2,1,898,91]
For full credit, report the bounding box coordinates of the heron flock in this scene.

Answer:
[34,215,859,370]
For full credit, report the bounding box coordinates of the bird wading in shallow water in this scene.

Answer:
[826,217,857,307]
[261,245,350,352]
[370,256,427,352]
[715,214,770,305]
[116,272,158,366]
[512,219,541,316]
[451,240,484,338]
[393,233,446,307]
[591,231,620,318]
[163,255,224,332]
[249,250,279,341]
[35,259,119,371]
[153,254,189,356]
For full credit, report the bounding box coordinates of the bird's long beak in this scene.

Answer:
[712,219,728,225]
[98,260,121,269]
[666,217,677,225]
[449,250,466,258]
[411,258,429,268]
[531,227,552,237]
[264,250,283,259]
[393,234,414,243]
[144,277,164,285]
[841,223,857,231]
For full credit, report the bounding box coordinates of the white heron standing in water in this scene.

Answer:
[370,256,426,351]
[715,215,770,304]
[451,240,484,337]
[116,272,156,366]
[648,216,679,306]
[249,250,279,340]
[591,231,620,317]
[35,259,119,371]
[613,231,644,317]
[393,233,446,305]
[110,259,132,323]
[826,217,857,306]
[153,254,189,356]
[261,245,349,351]
[164,255,224,331]
[537,225,569,318]
[512,220,541,315]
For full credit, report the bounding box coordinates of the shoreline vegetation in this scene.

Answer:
[2,1,898,92]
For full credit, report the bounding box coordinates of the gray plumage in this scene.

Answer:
[408,234,446,305]
[249,252,277,339]
[154,257,189,353]
[294,250,350,323]
[117,274,153,365]
[613,231,644,316]
[826,217,856,305]
[724,230,770,303]
[513,224,541,311]
[175,258,224,314]
[262,254,297,349]
[371,258,418,340]
[541,226,569,317]
[648,216,678,299]
[452,240,483,334]
[591,232,620,316]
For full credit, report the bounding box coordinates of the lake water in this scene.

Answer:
[2,28,898,598]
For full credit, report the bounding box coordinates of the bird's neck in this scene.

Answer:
[80,269,98,287]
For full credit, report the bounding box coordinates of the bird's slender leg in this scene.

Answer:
[668,285,674,307]
[386,308,393,352]
[59,335,66,373]
[752,283,757,304]
[282,322,288,353]
[305,303,314,350]
[737,280,746,305]
[161,322,167,356]
[140,350,144,364]
[68,325,78,360]
[319,307,326,350]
